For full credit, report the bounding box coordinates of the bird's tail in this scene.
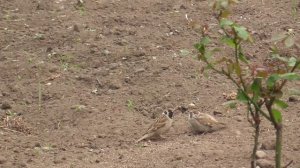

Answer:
[135,134,149,143]
[215,122,227,130]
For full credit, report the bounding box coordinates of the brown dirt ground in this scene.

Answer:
[0,0,300,167]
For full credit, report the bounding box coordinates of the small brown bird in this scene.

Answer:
[136,109,174,142]
[188,111,226,134]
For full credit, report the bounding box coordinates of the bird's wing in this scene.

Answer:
[145,116,168,133]
[195,117,218,128]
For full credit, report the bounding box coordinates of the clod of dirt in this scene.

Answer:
[257,159,274,168]
[108,82,121,90]
[102,49,111,56]
[36,1,51,10]
[108,63,119,70]
[1,92,9,97]
[34,142,41,148]
[18,162,27,167]
[75,75,93,84]
[134,68,145,74]
[0,155,7,164]
[133,51,146,57]
[1,102,12,110]
[234,116,243,122]
[223,92,237,100]
[213,110,223,116]
[261,140,276,150]
[161,65,169,70]
[73,24,80,32]
[48,65,59,73]
[177,106,188,113]
[288,96,298,102]
[115,39,128,46]
[256,150,267,159]
[53,159,63,164]
[188,103,196,109]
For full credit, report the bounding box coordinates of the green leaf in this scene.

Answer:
[221,36,235,48]
[233,26,249,41]
[179,49,190,57]
[234,63,242,76]
[278,73,300,80]
[271,54,288,62]
[288,88,300,96]
[204,51,213,60]
[251,78,261,102]
[288,57,297,67]
[194,37,211,54]
[238,52,248,63]
[227,63,234,74]
[237,89,249,103]
[274,99,288,109]
[220,9,231,18]
[267,74,279,88]
[271,109,282,124]
[220,18,234,28]
[251,78,262,97]
[200,36,211,45]
[222,100,238,109]
[271,32,287,42]
[214,57,228,65]
[220,0,229,8]
[284,36,295,48]
[270,90,283,99]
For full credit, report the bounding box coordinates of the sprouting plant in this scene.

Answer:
[34,33,45,40]
[291,0,298,21]
[6,110,17,117]
[75,0,85,15]
[59,54,72,71]
[127,100,135,111]
[36,61,44,112]
[71,104,86,112]
[194,1,299,167]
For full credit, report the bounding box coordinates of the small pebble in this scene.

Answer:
[257,159,274,168]
[0,155,7,164]
[288,96,298,102]
[261,140,276,150]
[188,103,196,109]
[234,116,243,122]
[1,102,11,110]
[256,150,267,159]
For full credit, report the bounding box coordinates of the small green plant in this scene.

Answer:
[59,54,72,71]
[6,110,17,117]
[179,49,191,57]
[291,0,298,21]
[36,61,44,112]
[71,104,86,112]
[127,100,135,111]
[75,0,85,15]
[194,1,299,167]
[34,33,45,40]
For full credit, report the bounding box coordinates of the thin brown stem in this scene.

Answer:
[251,118,260,168]
[275,125,283,168]
[283,160,293,168]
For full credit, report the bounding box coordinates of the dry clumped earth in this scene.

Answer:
[0,0,300,167]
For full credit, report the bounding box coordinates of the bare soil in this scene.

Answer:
[0,0,299,167]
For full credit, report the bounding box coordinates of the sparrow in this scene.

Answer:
[136,109,174,142]
[188,111,226,134]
